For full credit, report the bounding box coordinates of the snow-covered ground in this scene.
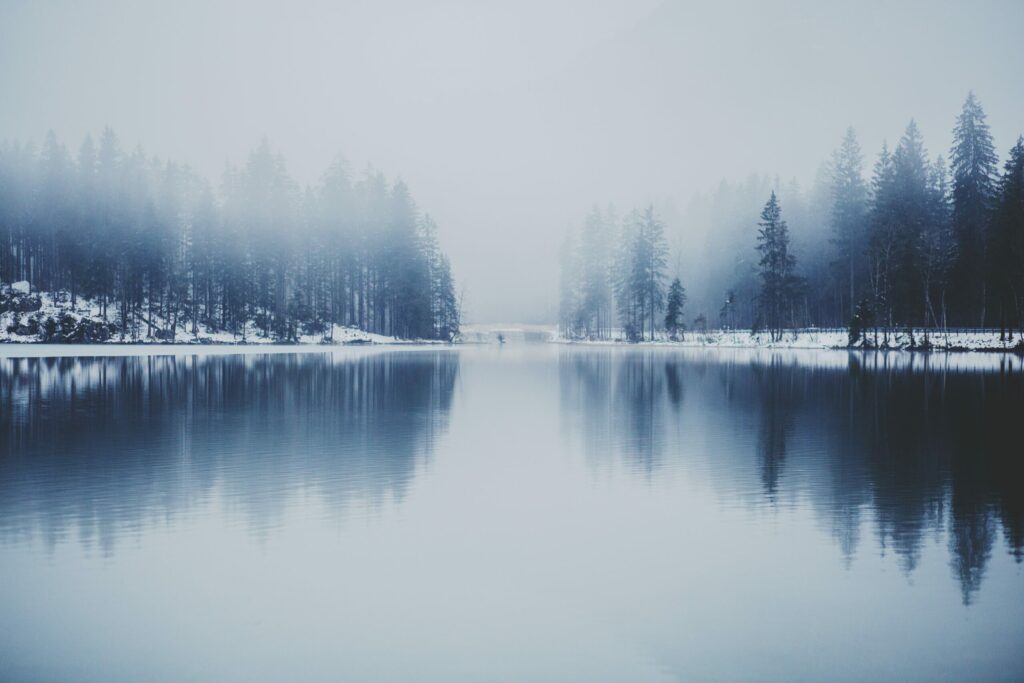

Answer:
[554,327,1024,353]
[0,282,430,347]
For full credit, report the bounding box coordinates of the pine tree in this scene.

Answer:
[989,137,1024,339]
[756,192,800,341]
[38,130,73,294]
[92,127,121,317]
[867,142,897,331]
[434,253,460,341]
[829,127,867,320]
[70,134,97,306]
[664,277,686,340]
[613,209,641,340]
[919,155,956,331]
[637,205,668,340]
[890,120,931,326]
[950,92,998,325]
[387,180,432,339]
[578,205,613,339]
[612,206,668,341]
[0,131,458,343]
[316,156,354,329]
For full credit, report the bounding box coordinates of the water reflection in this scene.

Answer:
[559,348,1024,604]
[0,350,459,554]
[559,352,690,476]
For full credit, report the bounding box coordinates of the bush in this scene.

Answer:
[58,314,116,342]
[153,327,176,341]
[301,317,329,337]
[0,287,42,314]
[42,316,58,341]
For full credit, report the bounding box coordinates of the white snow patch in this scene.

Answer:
[554,328,1024,353]
[1,283,442,348]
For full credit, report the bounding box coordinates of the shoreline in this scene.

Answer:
[1,284,453,348]
[0,338,442,346]
[551,329,1024,354]
[0,341,454,359]
[553,340,1024,354]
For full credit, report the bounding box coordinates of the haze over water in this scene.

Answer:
[1,345,1022,681]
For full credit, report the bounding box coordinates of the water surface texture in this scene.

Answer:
[1,346,1022,682]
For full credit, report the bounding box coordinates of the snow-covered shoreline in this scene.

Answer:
[1,281,442,349]
[0,343,453,360]
[553,328,1024,353]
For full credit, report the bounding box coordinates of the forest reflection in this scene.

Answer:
[559,348,1024,604]
[0,350,459,555]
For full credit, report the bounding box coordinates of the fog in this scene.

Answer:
[2,0,1022,323]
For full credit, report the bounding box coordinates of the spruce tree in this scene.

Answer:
[613,209,641,341]
[829,127,867,319]
[664,277,686,340]
[0,131,459,343]
[578,205,613,339]
[989,137,1024,339]
[38,130,73,294]
[890,120,930,326]
[756,192,800,341]
[867,142,897,330]
[919,155,956,330]
[950,92,998,325]
[637,205,669,341]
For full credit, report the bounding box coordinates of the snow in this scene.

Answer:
[0,284,440,348]
[0,343,453,360]
[555,328,1024,353]
[579,345,1024,374]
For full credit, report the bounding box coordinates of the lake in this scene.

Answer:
[1,345,1022,682]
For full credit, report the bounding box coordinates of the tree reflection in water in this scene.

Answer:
[559,348,1024,604]
[0,350,459,555]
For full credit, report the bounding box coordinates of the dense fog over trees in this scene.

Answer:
[0,131,460,341]
[3,1,1021,324]
[560,93,1024,341]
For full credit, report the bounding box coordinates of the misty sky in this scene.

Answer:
[2,0,1022,323]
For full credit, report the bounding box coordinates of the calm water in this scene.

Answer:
[1,345,1023,682]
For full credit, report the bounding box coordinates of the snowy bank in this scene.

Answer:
[0,282,435,347]
[554,327,1024,353]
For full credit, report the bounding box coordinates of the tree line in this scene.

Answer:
[560,205,672,341]
[560,92,1024,342]
[0,130,460,342]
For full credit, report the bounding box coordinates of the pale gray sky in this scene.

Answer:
[2,0,1022,322]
